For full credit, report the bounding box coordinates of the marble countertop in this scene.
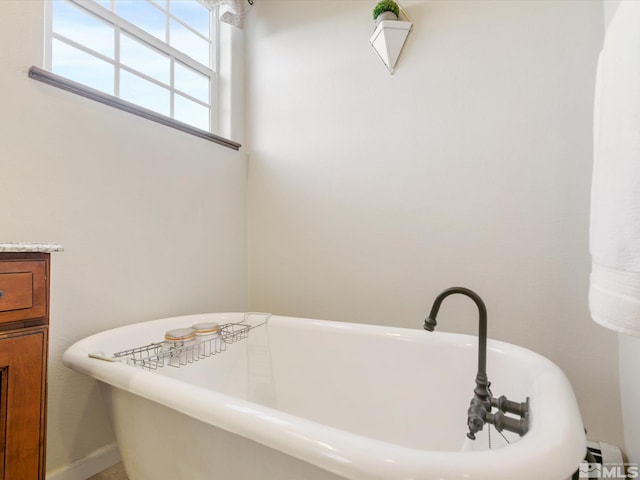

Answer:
[0,243,64,253]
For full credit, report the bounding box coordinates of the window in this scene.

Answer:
[44,0,221,135]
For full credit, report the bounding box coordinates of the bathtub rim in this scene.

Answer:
[62,312,586,480]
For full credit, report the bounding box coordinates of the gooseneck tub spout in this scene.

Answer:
[424,287,529,440]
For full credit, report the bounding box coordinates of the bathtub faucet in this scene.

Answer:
[423,287,529,440]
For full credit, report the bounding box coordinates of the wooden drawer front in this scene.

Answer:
[0,262,46,325]
[0,273,34,312]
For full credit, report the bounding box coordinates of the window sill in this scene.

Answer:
[28,66,241,151]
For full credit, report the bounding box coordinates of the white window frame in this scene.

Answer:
[40,0,237,147]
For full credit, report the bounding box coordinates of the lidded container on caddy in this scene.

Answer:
[163,327,197,366]
[192,321,222,357]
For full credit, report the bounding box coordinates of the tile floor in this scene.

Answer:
[88,462,129,480]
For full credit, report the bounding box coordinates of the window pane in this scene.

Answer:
[120,70,170,116]
[175,94,209,131]
[120,33,170,85]
[52,39,114,94]
[49,0,216,135]
[170,19,209,67]
[174,61,209,103]
[115,0,166,42]
[171,1,210,38]
[53,0,114,59]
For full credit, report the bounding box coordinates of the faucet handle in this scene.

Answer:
[488,410,530,437]
[466,398,489,440]
[491,395,529,417]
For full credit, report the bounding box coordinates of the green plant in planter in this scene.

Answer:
[373,0,400,20]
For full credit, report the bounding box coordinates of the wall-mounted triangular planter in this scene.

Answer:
[370,20,413,74]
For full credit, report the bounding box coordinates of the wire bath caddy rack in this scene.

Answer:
[89,313,271,371]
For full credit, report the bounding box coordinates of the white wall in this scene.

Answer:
[0,0,248,476]
[247,0,624,446]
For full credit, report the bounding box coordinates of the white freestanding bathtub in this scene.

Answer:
[63,312,585,480]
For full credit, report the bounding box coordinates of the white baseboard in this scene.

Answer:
[46,442,121,480]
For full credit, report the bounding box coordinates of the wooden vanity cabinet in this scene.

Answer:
[0,252,51,480]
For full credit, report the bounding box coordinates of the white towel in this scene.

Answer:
[590,1,640,336]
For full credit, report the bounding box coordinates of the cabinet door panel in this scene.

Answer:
[0,366,7,479]
[0,328,47,480]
